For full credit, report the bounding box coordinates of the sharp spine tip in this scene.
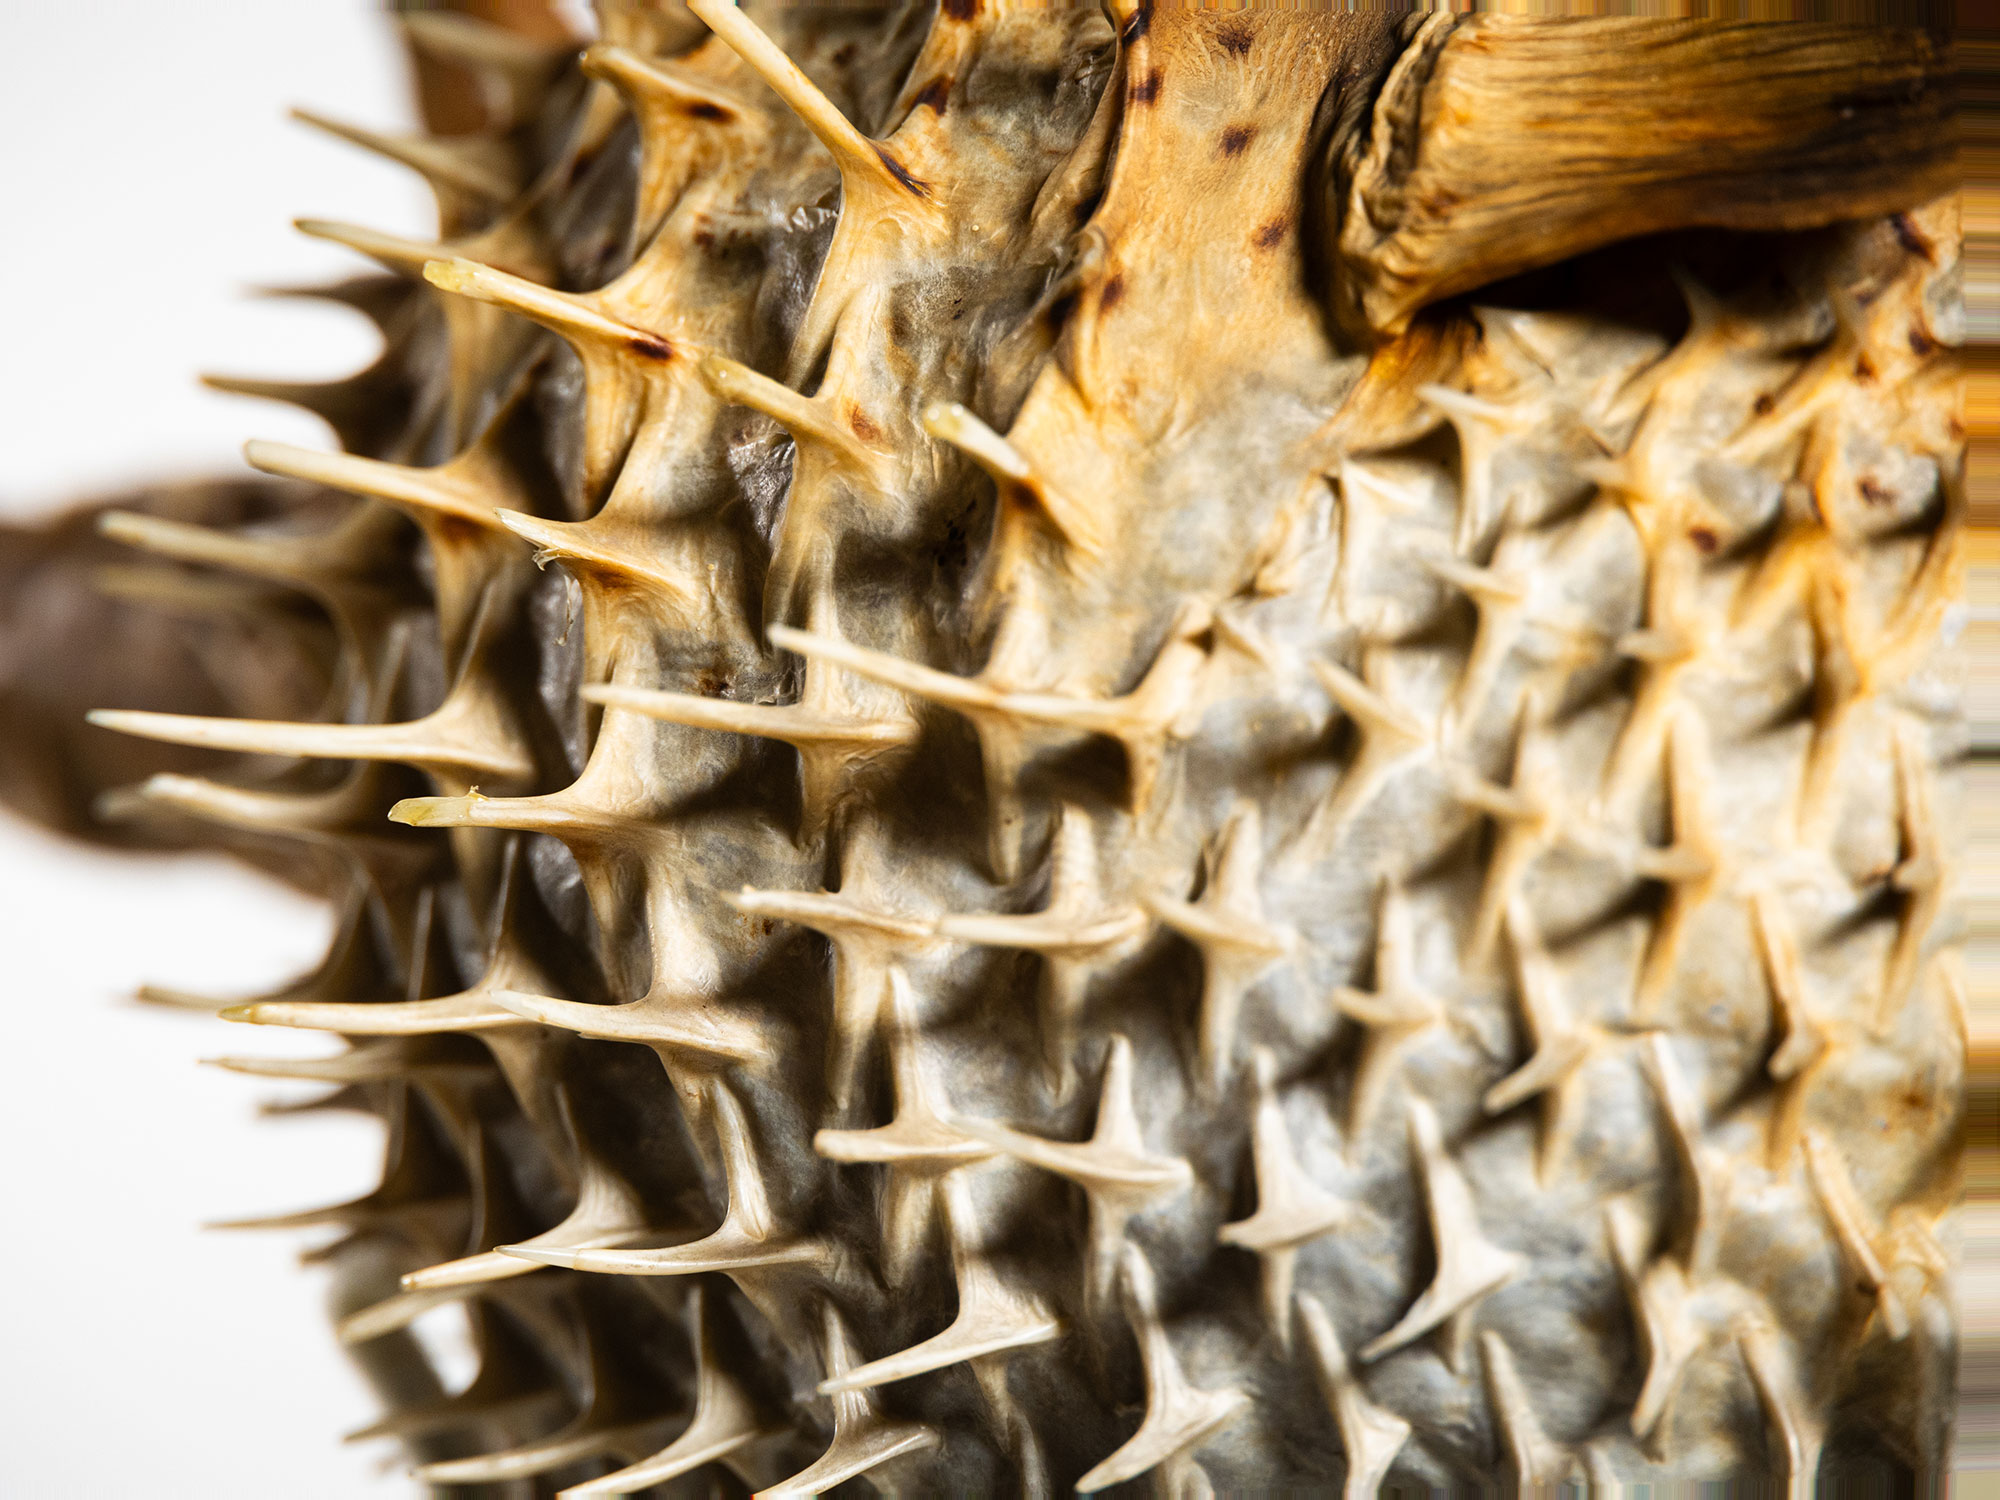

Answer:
[387,796,450,827]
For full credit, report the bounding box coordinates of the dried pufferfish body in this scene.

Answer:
[87,4,1962,1494]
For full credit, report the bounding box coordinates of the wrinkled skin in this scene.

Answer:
[8,5,1963,1495]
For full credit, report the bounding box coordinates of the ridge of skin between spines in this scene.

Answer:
[84,3,1965,1492]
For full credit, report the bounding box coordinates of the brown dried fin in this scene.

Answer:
[1331,18,1956,337]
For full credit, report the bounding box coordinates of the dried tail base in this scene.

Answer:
[88,4,1964,1495]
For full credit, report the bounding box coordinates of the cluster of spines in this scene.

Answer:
[91,3,1963,1494]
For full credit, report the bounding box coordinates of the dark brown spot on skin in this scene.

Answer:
[1910,327,1935,356]
[914,77,951,115]
[1689,526,1719,555]
[1754,393,1776,416]
[1859,477,1893,506]
[943,0,980,17]
[1046,291,1078,336]
[849,408,882,443]
[1129,70,1162,105]
[685,101,732,123]
[1099,273,1125,313]
[1217,24,1253,56]
[1893,213,1932,261]
[1120,5,1149,45]
[832,43,857,67]
[628,335,674,361]
[1854,354,1877,384]
[875,147,930,197]
[1220,125,1255,157]
[1252,216,1289,250]
[435,515,485,550]
[1006,481,1038,512]
[760,918,777,936]
[585,570,639,607]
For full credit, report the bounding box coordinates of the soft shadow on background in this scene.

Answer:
[0,6,429,1494]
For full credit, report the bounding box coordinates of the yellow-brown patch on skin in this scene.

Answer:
[848,407,883,444]
[1319,317,1480,454]
[1015,7,1401,496]
[433,515,488,551]
[1252,216,1289,250]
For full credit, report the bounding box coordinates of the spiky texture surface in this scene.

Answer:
[88,6,1964,1495]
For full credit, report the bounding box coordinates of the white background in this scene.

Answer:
[3,6,447,1495]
